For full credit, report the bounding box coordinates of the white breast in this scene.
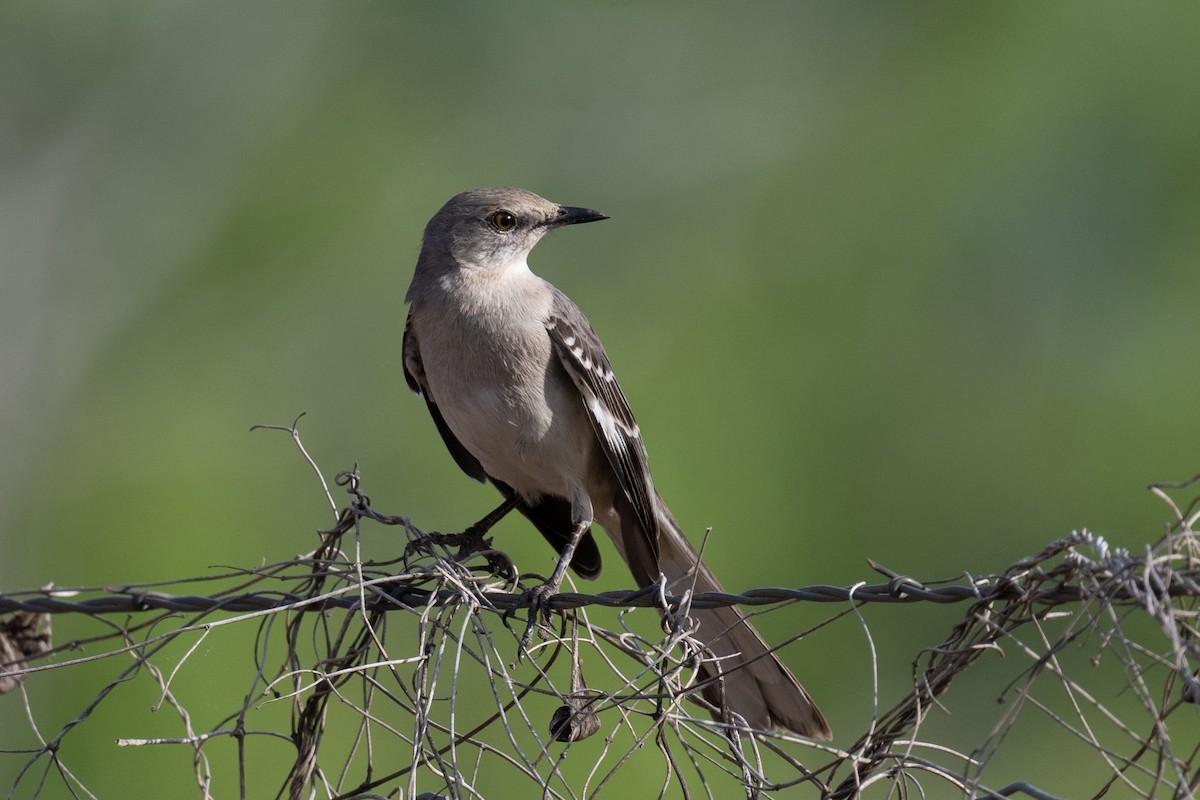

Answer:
[415,270,596,503]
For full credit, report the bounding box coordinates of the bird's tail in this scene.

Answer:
[651,497,831,739]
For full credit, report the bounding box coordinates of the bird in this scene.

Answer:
[401,187,830,738]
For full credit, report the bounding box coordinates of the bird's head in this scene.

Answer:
[418,187,608,280]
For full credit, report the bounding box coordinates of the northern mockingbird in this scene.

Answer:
[402,187,830,738]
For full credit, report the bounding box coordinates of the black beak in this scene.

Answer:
[555,205,609,226]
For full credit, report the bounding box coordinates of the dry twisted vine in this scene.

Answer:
[3,470,1200,799]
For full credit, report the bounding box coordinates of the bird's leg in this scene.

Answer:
[461,495,520,539]
[519,519,589,651]
[545,520,588,593]
[404,495,518,566]
[455,495,521,576]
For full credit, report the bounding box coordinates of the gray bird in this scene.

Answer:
[402,187,830,738]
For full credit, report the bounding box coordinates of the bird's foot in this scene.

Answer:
[403,525,514,577]
[515,581,560,653]
[511,522,586,656]
[404,496,519,565]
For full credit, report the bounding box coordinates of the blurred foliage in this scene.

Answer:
[1,2,1198,797]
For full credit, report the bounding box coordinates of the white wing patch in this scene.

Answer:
[586,393,638,448]
[571,344,593,370]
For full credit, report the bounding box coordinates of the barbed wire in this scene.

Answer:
[1,536,1192,618]
[7,465,1191,623]
[3,466,1200,799]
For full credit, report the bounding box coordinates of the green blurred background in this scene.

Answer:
[2,2,1198,797]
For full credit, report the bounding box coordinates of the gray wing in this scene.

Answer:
[545,289,659,559]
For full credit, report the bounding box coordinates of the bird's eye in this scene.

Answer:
[491,210,517,232]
